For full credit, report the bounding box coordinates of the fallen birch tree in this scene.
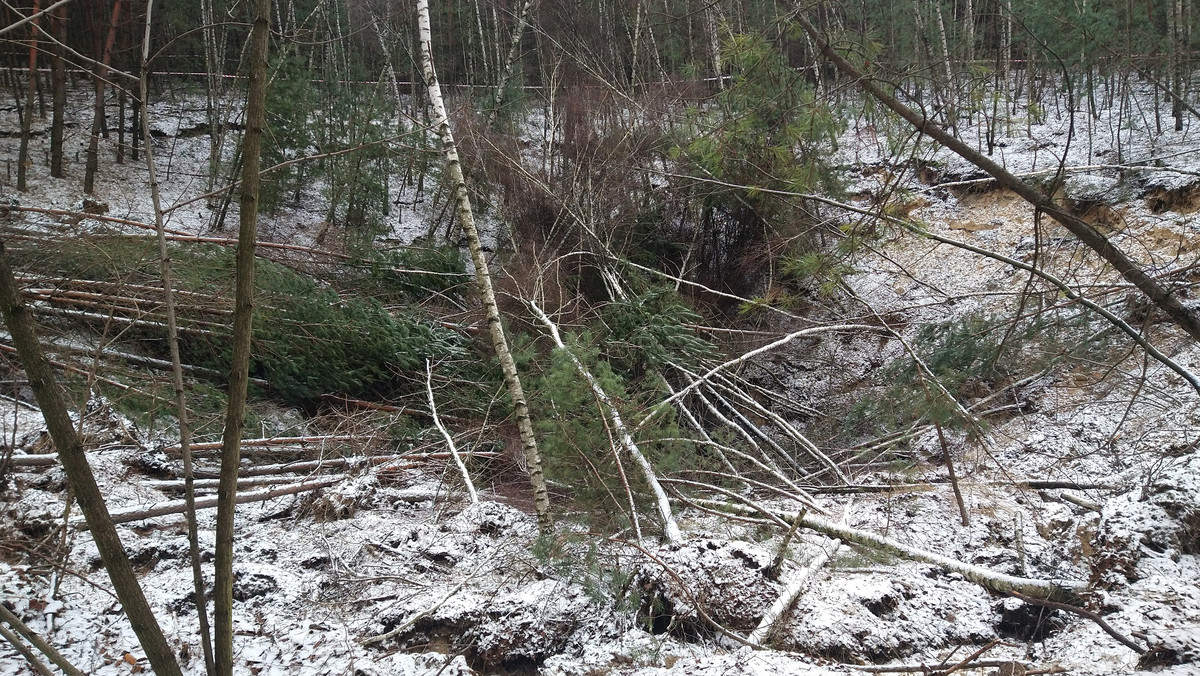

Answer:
[708,500,1086,602]
[528,299,682,542]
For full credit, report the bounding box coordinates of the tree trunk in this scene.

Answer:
[0,245,183,676]
[48,2,65,178]
[704,1,723,89]
[84,0,123,195]
[139,0,214,671]
[714,500,1085,602]
[17,0,39,193]
[416,0,552,530]
[201,0,226,192]
[488,0,537,126]
[213,0,270,672]
[933,0,957,129]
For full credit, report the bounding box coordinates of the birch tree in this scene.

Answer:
[528,300,682,542]
[416,0,551,529]
[488,0,537,126]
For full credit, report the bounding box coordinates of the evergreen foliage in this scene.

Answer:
[19,237,464,406]
[670,27,843,292]
[844,310,1115,439]
[600,284,712,381]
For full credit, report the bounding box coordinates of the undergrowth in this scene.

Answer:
[14,235,467,407]
[841,308,1117,442]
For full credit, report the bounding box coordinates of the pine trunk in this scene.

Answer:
[213,0,271,672]
[0,245,183,676]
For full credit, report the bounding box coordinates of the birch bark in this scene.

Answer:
[416,0,551,529]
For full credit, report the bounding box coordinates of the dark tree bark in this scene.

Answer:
[49,2,65,178]
[84,0,123,194]
[0,243,183,676]
[213,0,271,672]
[17,0,40,193]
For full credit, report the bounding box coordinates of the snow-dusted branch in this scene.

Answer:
[707,500,1086,602]
[641,324,886,431]
[0,603,84,676]
[748,501,853,646]
[528,299,682,542]
[74,478,342,527]
[427,358,478,503]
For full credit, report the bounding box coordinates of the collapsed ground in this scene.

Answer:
[0,78,1199,675]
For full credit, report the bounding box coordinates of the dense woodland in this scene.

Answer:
[0,1,1199,675]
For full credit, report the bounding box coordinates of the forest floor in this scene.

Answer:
[1,80,1199,675]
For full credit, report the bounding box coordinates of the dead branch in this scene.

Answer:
[1009,591,1146,654]
[74,478,342,527]
[749,502,851,646]
[0,623,54,676]
[6,455,57,467]
[1056,492,1102,512]
[706,500,1086,602]
[160,434,362,455]
[426,358,477,502]
[145,474,341,493]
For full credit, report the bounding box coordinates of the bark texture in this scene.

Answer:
[214,0,271,672]
[0,244,182,676]
[416,0,551,529]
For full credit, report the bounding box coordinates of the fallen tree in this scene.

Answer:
[706,499,1087,602]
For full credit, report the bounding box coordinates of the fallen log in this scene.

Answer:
[144,474,341,493]
[73,478,341,528]
[748,502,852,645]
[7,454,58,467]
[15,450,503,475]
[159,434,362,455]
[706,500,1087,603]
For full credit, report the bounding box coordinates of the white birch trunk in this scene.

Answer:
[713,501,1085,602]
[704,2,723,89]
[488,0,537,126]
[528,300,683,542]
[416,0,551,529]
[748,502,852,645]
